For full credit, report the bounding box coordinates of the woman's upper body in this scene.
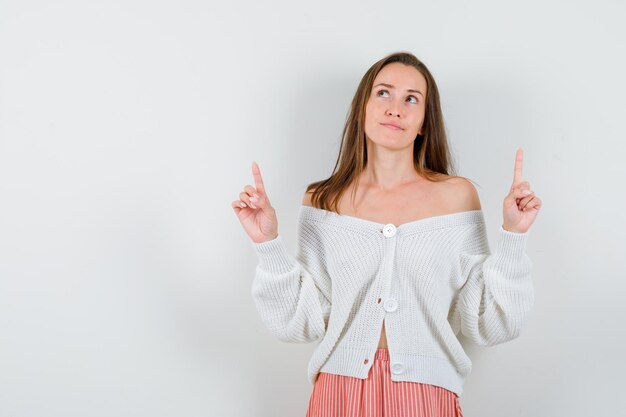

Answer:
[249,181,533,397]
[234,52,541,397]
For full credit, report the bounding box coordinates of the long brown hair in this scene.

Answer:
[306,51,464,213]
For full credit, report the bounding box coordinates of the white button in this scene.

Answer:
[382,224,396,237]
[391,362,405,374]
[383,298,398,312]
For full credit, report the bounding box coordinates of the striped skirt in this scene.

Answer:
[305,348,463,417]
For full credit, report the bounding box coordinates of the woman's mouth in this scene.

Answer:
[381,123,403,131]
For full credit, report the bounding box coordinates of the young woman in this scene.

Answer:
[232,51,542,417]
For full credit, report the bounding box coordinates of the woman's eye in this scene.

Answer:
[377,89,418,104]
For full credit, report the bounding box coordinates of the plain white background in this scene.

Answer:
[1,1,625,416]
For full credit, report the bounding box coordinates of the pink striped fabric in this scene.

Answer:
[305,348,463,417]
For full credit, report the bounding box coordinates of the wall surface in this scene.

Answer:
[1,1,624,416]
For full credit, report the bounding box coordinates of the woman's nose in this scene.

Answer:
[386,108,401,117]
[386,100,402,117]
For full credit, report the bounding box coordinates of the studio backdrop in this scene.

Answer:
[0,1,624,416]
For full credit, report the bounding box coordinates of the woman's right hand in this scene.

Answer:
[231,161,279,243]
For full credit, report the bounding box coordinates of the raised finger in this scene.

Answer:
[251,161,266,196]
[513,148,524,185]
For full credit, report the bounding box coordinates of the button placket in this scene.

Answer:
[379,222,399,375]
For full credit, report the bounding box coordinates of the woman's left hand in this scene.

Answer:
[502,148,542,233]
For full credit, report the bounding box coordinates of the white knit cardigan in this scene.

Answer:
[250,205,534,396]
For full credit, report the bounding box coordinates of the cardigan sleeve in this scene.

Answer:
[452,221,535,347]
[249,224,332,344]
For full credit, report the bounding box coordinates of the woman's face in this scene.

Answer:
[364,62,428,149]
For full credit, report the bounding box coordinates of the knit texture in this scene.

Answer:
[250,205,534,397]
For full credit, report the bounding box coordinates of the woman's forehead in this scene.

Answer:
[374,64,427,92]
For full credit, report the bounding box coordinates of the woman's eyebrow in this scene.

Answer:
[373,82,424,98]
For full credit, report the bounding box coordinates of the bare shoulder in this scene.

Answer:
[440,175,482,211]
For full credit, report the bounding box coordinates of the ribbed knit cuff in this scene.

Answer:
[494,225,530,261]
[251,234,298,274]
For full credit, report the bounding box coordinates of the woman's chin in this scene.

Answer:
[367,137,414,152]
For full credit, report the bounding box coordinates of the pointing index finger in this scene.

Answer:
[251,160,266,195]
[513,148,523,185]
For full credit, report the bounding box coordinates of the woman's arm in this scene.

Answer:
[249,192,332,344]
[449,180,535,347]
